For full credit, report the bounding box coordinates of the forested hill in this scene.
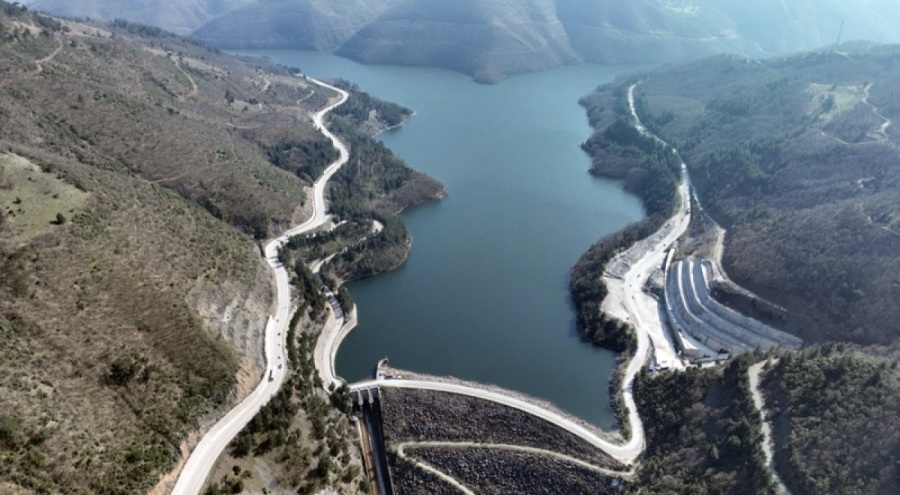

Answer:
[632,347,899,494]
[24,0,900,83]
[581,43,900,346]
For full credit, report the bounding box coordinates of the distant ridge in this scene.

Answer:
[24,0,256,35]
[24,0,900,80]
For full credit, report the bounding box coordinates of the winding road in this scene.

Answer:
[614,160,690,459]
[175,77,693,492]
[613,83,693,457]
[171,78,350,495]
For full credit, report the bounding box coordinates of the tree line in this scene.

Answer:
[570,93,681,353]
[331,79,413,128]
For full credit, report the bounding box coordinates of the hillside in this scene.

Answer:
[631,356,773,493]
[26,0,900,82]
[579,44,900,346]
[335,0,580,83]
[0,4,440,493]
[194,0,402,52]
[23,0,256,35]
[761,345,899,495]
[575,41,899,495]
[633,348,899,494]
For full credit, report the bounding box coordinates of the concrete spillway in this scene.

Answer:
[357,393,393,495]
[692,260,802,349]
[664,257,802,355]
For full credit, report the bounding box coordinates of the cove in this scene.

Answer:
[239,50,646,428]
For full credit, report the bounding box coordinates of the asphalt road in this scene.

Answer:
[617,163,691,463]
[171,78,350,495]
[611,83,694,460]
[174,77,694,491]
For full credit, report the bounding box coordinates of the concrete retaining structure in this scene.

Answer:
[695,260,802,349]
[664,257,802,355]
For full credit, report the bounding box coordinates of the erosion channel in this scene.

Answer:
[241,49,647,427]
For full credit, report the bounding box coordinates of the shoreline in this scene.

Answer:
[328,85,688,463]
[319,78,688,468]
[312,122,445,389]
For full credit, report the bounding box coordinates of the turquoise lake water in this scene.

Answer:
[241,50,646,427]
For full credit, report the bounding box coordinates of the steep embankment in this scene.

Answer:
[0,9,307,493]
[172,78,352,495]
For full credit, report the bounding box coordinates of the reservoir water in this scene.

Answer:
[241,50,645,428]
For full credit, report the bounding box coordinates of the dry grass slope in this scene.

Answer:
[0,5,359,493]
[0,153,88,244]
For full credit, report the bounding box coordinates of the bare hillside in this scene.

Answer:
[0,5,404,492]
